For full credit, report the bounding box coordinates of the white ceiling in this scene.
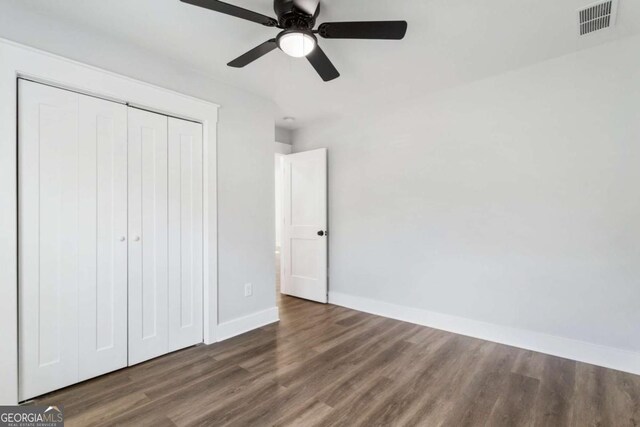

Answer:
[3,0,640,129]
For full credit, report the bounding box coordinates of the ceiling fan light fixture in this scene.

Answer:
[181,0,408,82]
[277,30,317,58]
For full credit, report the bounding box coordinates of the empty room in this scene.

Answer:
[0,0,639,425]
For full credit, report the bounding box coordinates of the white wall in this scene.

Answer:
[275,141,293,154]
[293,35,640,369]
[0,7,276,325]
[276,127,294,145]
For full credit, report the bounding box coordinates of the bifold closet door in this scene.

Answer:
[19,80,205,398]
[128,108,170,365]
[168,117,204,352]
[18,80,128,400]
[19,81,79,401]
[128,111,204,364]
[77,95,129,381]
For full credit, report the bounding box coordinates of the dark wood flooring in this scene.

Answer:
[32,281,640,425]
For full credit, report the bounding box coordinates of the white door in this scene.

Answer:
[282,149,328,303]
[128,108,170,365]
[18,81,129,400]
[77,95,129,381]
[168,117,204,351]
[19,80,81,400]
[19,81,205,398]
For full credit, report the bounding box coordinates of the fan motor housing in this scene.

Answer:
[274,0,319,30]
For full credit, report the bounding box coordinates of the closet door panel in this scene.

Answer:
[128,108,169,365]
[18,80,80,400]
[168,118,204,351]
[78,95,128,381]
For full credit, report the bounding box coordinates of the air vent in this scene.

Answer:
[578,0,618,35]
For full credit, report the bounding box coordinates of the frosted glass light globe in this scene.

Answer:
[278,32,317,58]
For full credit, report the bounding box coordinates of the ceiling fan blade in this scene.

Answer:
[293,0,320,16]
[180,0,278,27]
[307,45,340,82]
[318,21,408,40]
[228,39,278,68]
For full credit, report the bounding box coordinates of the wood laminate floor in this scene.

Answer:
[32,269,640,426]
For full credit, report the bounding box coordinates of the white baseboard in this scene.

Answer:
[216,307,280,342]
[329,292,640,376]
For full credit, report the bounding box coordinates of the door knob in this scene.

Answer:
[317,231,325,237]
[120,236,126,242]
[134,236,141,242]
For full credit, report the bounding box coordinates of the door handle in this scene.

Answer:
[317,230,326,237]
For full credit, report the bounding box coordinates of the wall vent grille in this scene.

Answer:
[578,0,618,35]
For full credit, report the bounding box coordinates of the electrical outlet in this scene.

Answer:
[244,283,253,297]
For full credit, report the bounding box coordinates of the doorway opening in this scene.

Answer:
[275,142,292,303]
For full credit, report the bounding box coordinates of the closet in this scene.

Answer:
[18,79,204,401]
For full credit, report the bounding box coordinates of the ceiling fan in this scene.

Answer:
[180,0,408,82]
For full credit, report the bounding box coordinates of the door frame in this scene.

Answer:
[0,38,219,405]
